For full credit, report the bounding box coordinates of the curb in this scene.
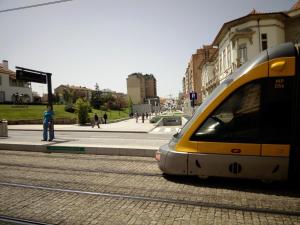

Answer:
[8,129,149,134]
[0,143,156,158]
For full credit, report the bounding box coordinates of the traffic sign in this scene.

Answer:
[190,92,197,100]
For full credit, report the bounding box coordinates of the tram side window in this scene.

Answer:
[192,81,261,142]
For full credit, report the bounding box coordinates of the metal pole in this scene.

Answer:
[46,73,53,109]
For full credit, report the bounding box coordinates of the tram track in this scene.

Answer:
[1,181,300,217]
[0,215,54,225]
[0,162,162,177]
[0,151,156,164]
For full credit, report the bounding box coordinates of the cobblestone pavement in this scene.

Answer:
[0,150,300,225]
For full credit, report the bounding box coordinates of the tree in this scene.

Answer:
[90,83,102,109]
[63,88,73,104]
[128,97,133,114]
[75,98,90,125]
[53,92,61,104]
[100,92,115,109]
[115,95,128,109]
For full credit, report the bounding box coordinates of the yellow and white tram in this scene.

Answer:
[156,42,300,181]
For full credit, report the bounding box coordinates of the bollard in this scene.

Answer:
[0,119,8,137]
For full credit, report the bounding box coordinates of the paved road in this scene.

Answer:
[0,150,299,225]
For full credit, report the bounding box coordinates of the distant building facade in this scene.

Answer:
[183,46,218,107]
[54,84,92,103]
[126,73,158,105]
[0,60,32,103]
[212,10,287,84]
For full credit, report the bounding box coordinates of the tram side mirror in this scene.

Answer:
[173,128,181,138]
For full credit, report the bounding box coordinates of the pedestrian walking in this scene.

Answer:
[92,113,100,128]
[142,113,145,123]
[146,112,148,120]
[42,105,54,141]
[103,112,108,124]
[135,112,139,123]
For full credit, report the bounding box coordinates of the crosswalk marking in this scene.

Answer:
[165,128,171,133]
[150,127,179,134]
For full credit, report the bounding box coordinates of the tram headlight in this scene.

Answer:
[155,151,161,161]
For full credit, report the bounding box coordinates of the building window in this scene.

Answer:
[261,33,268,51]
[222,49,226,71]
[205,49,209,60]
[9,78,17,87]
[238,44,247,65]
[17,80,25,87]
[227,45,231,69]
[191,81,261,142]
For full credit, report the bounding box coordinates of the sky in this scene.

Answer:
[0,0,296,98]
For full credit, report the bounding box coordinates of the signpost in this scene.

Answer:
[15,67,53,108]
[190,91,197,108]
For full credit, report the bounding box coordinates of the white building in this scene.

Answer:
[0,60,33,103]
[201,49,218,100]
[213,10,286,83]
[200,3,300,102]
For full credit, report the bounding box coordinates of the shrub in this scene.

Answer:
[64,104,75,113]
[109,102,121,110]
[100,105,108,111]
[75,98,90,125]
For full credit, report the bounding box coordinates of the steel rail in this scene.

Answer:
[0,162,162,177]
[1,182,300,217]
[0,215,54,225]
[0,151,156,164]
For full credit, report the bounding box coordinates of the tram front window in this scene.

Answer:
[192,81,262,142]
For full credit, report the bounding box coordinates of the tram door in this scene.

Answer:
[289,48,300,179]
[260,78,293,160]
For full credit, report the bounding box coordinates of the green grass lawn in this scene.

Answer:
[0,104,129,122]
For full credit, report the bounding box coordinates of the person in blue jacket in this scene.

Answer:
[42,105,54,141]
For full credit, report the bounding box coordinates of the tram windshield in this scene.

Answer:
[176,50,268,140]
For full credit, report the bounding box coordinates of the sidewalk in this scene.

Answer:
[8,118,157,133]
[0,118,162,157]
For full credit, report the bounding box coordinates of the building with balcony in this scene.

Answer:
[197,1,300,103]
[0,60,32,103]
[182,1,300,114]
[212,10,288,83]
[201,49,219,100]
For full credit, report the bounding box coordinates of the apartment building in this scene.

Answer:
[126,73,158,105]
[213,10,287,83]
[184,45,218,105]
[0,60,32,103]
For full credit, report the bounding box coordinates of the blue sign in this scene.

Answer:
[190,92,197,100]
